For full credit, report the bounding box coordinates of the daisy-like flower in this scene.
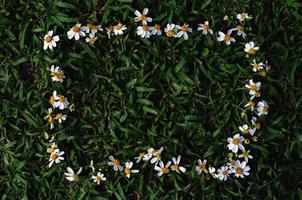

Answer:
[244,100,255,111]
[48,149,64,168]
[134,8,152,25]
[108,156,123,171]
[45,108,55,129]
[43,30,60,50]
[195,159,208,174]
[65,167,82,182]
[55,113,67,124]
[81,23,103,35]
[47,142,57,154]
[176,24,192,40]
[208,167,218,178]
[237,13,253,22]
[150,24,162,35]
[217,30,235,45]
[54,94,69,110]
[217,166,232,181]
[136,25,151,38]
[239,124,255,136]
[227,134,245,153]
[67,24,85,40]
[50,65,65,83]
[257,100,269,116]
[92,172,106,184]
[85,34,97,45]
[124,162,139,178]
[49,90,58,108]
[154,161,171,176]
[239,150,253,162]
[171,155,186,174]
[164,23,177,38]
[244,41,259,55]
[231,24,247,39]
[245,79,261,99]
[113,23,127,35]
[231,160,250,178]
[251,59,264,72]
[134,152,145,163]
[197,21,213,35]
[149,147,164,164]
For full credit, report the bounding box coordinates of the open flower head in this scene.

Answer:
[231,160,250,178]
[176,24,192,40]
[195,159,208,174]
[217,30,235,45]
[43,30,59,50]
[244,41,259,55]
[50,65,65,83]
[171,155,186,174]
[134,8,152,25]
[227,134,245,153]
[124,162,139,178]
[197,21,213,35]
[92,172,106,184]
[48,149,64,168]
[65,167,82,182]
[164,23,177,38]
[67,24,86,40]
[108,156,123,171]
[154,161,171,176]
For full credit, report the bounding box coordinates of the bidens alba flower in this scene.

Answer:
[231,24,247,39]
[231,160,250,178]
[237,13,253,22]
[50,65,65,82]
[48,149,64,168]
[164,23,177,38]
[136,25,151,38]
[176,24,192,40]
[154,161,171,176]
[227,134,245,153]
[134,152,145,163]
[113,23,127,35]
[65,167,82,182]
[171,155,186,174]
[55,113,67,124]
[124,162,139,178]
[197,21,213,35]
[195,159,208,174]
[92,172,106,184]
[244,41,259,55]
[217,30,235,45]
[239,150,253,162]
[245,79,261,99]
[43,30,59,50]
[251,59,264,72]
[134,8,152,25]
[81,23,103,35]
[54,93,69,110]
[150,24,162,35]
[239,124,255,136]
[217,166,231,181]
[85,34,97,45]
[108,156,123,171]
[67,24,85,40]
[257,100,269,116]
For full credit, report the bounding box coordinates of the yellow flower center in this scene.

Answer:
[56,113,63,119]
[181,25,188,32]
[49,96,55,105]
[250,84,258,91]
[173,164,179,171]
[48,116,54,123]
[236,24,245,31]
[256,122,261,129]
[223,34,231,42]
[166,30,174,37]
[114,23,122,31]
[48,147,54,154]
[45,35,52,43]
[87,23,97,30]
[95,176,101,181]
[236,168,243,174]
[242,152,249,157]
[154,24,160,30]
[59,96,65,103]
[263,105,269,113]
[124,167,131,175]
[222,170,228,175]
[259,70,267,77]
[248,48,256,55]
[113,159,120,166]
[51,153,58,160]
[201,24,209,30]
[232,138,240,145]
[198,163,205,171]
[252,63,259,69]
[242,129,249,135]
[73,26,80,32]
[51,72,62,80]
[142,25,149,32]
[72,174,79,181]
[139,152,145,158]
[139,15,147,21]
[161,167,169,174]
[248,100,255,107]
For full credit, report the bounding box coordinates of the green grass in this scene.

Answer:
[1,0,302,199]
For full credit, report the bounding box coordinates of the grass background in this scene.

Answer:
[0,0,302,199]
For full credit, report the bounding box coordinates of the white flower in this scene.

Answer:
[217,30,235,45]
[43,30,60,50]
[48,149,64,168]
[227,134,245,153]
[150,24,162,35]
[209,167,218,178]
[81,23,103,35]
[244,100,255,111]
[136,25,151,38]
[64,167,82,181]
[49,90,58,108]
[251,59,264,72]
[134,8,152,25]
[164,23,177,38]
[67,24,85,40]
[149,147,164,164]
[108,155,123,171]
[124,162,139,178]
[237,13,253,22]
[55,113,67,124]
[47,142,57,154]
[50,65,65,82]
[154,161,171,176]
[113,23,127,35]
[244,41,259,55]
[85,34,97,45]
[176,24,192,40]
[195,159,208,174]
[245,79,261,99]
[239,124,255,136]
[230,25,247,38]
[134,152,145,163]
[257,100,269,116]
[197,21,213,35]
[231,160,250,178]
[239,150,253,162]
[217,166,231,181]
[92,172,106,184]
[171,155,186,174]
[54,94,69,110]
